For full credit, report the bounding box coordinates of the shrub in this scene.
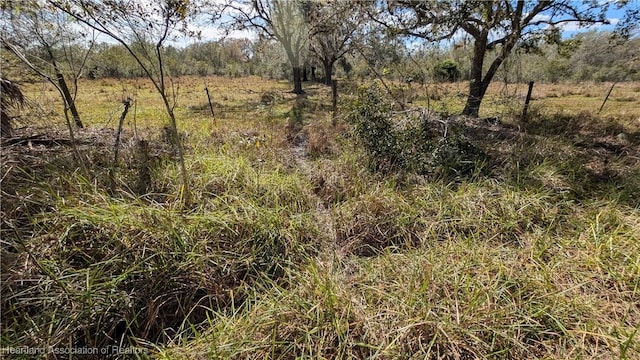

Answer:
[346,83,399,170]
[434,59,461,82]
[431,135,489,178]
[346,83,488,178]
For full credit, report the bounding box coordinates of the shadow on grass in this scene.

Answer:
[453,111,640,209]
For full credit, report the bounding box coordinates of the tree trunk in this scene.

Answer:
[302,65,308,82]
[292,66,304,94]
[56,71,83,128]
[462,40,487,117]
[462,80,487,118]
[323,60,334,86]
[462,33,518,118]
[46,48,83,128]
[310,66,317,81]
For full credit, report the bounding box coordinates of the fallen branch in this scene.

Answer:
[1,135,88,147]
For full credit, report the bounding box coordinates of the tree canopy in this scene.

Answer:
[225,0,309,94]
[373,0,620,117]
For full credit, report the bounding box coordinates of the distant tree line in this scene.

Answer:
[66,30,637,84]
[5,30,639,85]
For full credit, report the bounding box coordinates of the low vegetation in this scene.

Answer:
[1,76,639,359]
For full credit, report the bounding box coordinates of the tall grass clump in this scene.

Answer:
[1,77,25,137]
[159,229,639,359]
[198,152,316,213]
[1,138,321,357]
[2,191,319,356]
[334,187,424,256]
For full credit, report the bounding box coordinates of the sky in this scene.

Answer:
[551,4,626,36]
[92,1,634,48]
[400,1,634,52]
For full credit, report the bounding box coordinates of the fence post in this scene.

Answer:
[332,80,338,111]
[521,81,535,122]
[332,80,338,125]
[205,87,215,123]
[114,98,132,165]
[598,82,616,114]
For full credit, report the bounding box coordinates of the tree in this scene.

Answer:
[376,0,616,117]
[307,0,364,86]
[1,0,92,128]
[350,22,405,84]
[569,30,640,82]
[613,0,640,39]
[51,0,203,205]
[250,35,290,79]
[87,43,145,78]
[225,0,309,94]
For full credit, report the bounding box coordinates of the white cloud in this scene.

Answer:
[532,14,551,23]
[558,22,585,31]
[558,17,620,32]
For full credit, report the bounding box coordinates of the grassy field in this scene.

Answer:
[1,76,639,359]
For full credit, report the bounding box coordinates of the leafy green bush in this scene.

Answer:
[346,82,399,170]
[346,83,487,178]
[434,59,461,82]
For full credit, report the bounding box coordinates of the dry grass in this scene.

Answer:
[403,80,640,122]
[2,76,639,359]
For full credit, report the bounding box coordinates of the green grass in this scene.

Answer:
[2,76,639,359]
